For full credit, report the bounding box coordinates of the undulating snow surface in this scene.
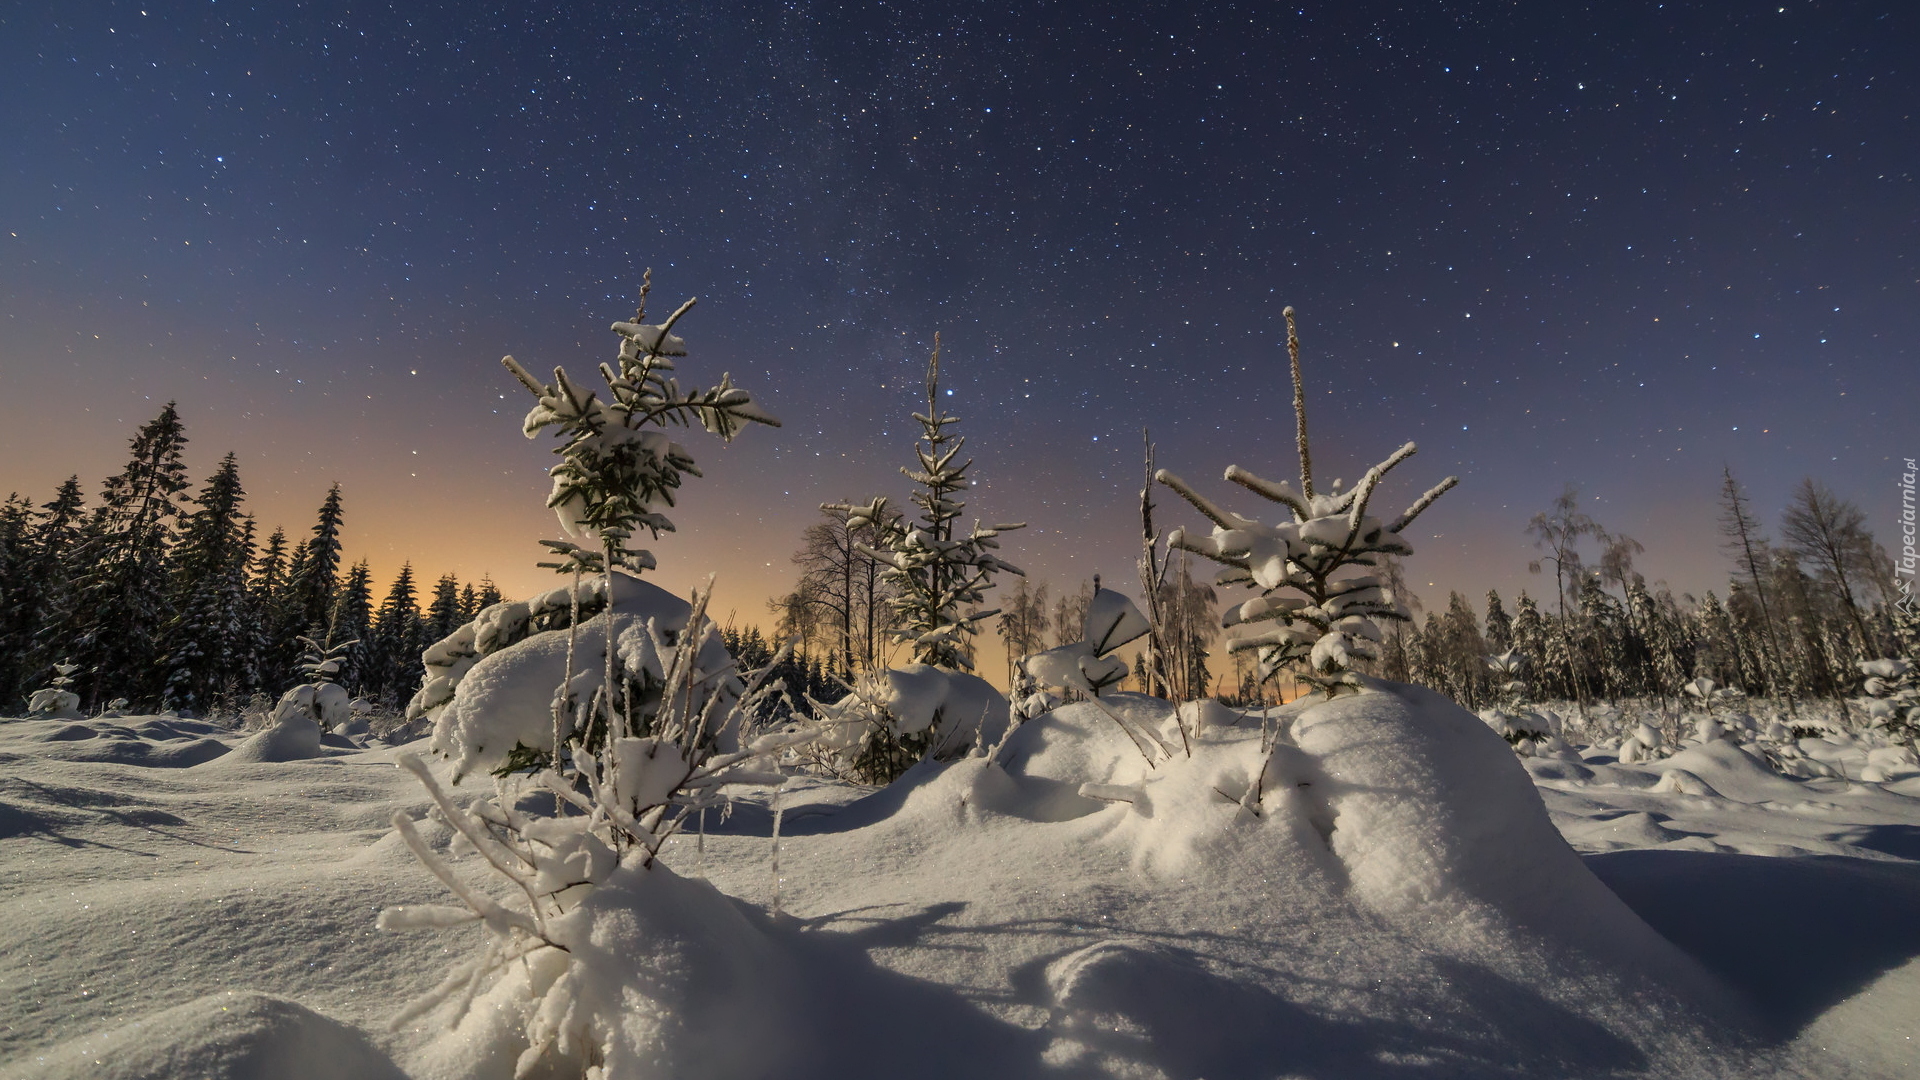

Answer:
[3,682,1918,1079]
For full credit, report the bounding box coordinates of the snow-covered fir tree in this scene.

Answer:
[1157,307,1456,695]
[25,660,84,720]
[425,573,463,645]
[1509,591,1551,695]
[406,274,780,773]
[275,634,354,731]
[365,563,425,707]
[819,335,1025,781]
[0,478,87,708]
[829,334,1025,673]
[1484,589,1513,653]
[290,485,346,630]
[0,494,36,707]
[503,271,778,586]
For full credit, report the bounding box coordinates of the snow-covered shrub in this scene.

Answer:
[381,585,821,1077]
[1476,650,1573,756]
[1478,706,1569,755]
[808,663,1009,781]
[1025,585,1152,699]
[1615,721,1667,764]
[1857,658,1918,745]
[1681,675,1743,714]
[1020,583,1180,762]
[411,573,744,781]
[1158,307,1456,695]
[25,661,84,720]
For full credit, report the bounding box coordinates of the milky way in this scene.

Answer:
[1,1,1912,646]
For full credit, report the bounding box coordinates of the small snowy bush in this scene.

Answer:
[1485,649,1528,708]
[1858,658,1919,746]
[25,661,84,719]
[1021,583,1180,762]
[381,585,821,1077]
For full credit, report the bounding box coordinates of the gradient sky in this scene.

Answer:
[2,1,1913,678]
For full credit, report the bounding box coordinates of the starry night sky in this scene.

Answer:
[2,1,1913,661]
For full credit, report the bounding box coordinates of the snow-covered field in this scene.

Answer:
[3,684,1919,1079]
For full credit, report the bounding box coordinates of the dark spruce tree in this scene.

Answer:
[270,485,345,690]
[10,478,90,709]
[0,494,34,709]
[425,573,464,646]
[162,453,255,713]
[367,563,425,706]
[1484,589,1513,654]
[290,485,346,632]
[69,403,192,708]
[329,559,375,692]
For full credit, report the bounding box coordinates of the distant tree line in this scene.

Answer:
[0,404,501,716]
[755,502,1224,707]
[1377,474,1919,714]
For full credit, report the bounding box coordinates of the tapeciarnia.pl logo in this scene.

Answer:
[1897,457,1916,616]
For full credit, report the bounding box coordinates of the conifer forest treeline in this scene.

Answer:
[2,404,1914,719]
[0,403,504,715]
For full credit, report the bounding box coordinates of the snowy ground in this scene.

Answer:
[2,688,1918,1079]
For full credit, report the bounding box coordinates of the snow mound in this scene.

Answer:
[876,663,1008,747]
[1289,679,1727,986]
[410,865,809,1080]
[2,717,232,767]
[211,711,323,764]
[17,990,407,1080]
[1562,810,1687,850]
[1653,741,1812,804]
[989,681,1730,994]
[429,590,738,783]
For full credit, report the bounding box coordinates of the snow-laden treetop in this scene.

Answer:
[503,270,780,576]
[1158,306,1457,694]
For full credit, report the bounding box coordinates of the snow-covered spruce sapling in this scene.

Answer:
[482,274,778,770]
[829,335,1024,672]
[821,335,1024,779]
[1477,650,1560,754]
[25,661,84,719]
[1485,649,1528,710]
[270,635,355,731]
[1158,306,1457,696]
[380,583,822,1074]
